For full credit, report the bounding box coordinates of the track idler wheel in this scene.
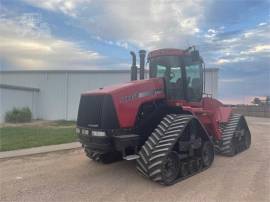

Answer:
[179,162,189,178]
[188,159,196,174]
[244,128,251,149]
[161,152,180,185]
[200,141,214,167]
[196,158,203,171]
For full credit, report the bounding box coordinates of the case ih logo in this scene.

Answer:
[120,88,163,103]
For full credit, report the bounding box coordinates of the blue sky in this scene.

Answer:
[0,0,269,104]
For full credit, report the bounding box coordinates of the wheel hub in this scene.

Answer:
[161,152,180,184]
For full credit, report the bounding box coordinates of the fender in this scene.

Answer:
[112,78,165,128]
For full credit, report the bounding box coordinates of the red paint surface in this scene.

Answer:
[112,78,165,128]
[167,97,232,140]
[83,78,165,128]
[148,48,189,59]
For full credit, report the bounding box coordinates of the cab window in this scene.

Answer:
[170,67,182,83]
[156,65,166,78]
[185,64,203,102]
[149,56,184,99]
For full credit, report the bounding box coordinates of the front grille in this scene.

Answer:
[77,95,104,128]
[77,94,119,129]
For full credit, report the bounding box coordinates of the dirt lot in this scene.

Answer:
[1,117,269,202]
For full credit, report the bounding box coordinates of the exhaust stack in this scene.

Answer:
[130,51,137,81]
[139,50,146,80]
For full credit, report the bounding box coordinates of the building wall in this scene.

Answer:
[0,87,39,122]
[0,69,218,121]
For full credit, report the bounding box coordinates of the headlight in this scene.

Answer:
[92,131,106,137]
[82,129,90,135]
[76,128,81,134]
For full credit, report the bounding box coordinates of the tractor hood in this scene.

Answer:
[80,78,165,128]
[82,78,164,96]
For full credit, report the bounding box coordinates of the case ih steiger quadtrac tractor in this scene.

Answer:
[76,47,251,185]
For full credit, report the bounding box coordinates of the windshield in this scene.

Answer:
[149,56,184,99]
[149,56,182,80]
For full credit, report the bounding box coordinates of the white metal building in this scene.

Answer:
[0,69,218,122]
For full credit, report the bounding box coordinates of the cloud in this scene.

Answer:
[200,21,270,103]
[15,0,270,62]
[1,0,269,103]
[23,0,206,50]
[248,45,270,53]
[216,57,251,65]
[0,12,104,70]
[258,22,267,26]
[23,0,91,17]
[220,78,243,83]
[87,0,204,49]
[202,22,270,67]
[203,0,270,27]
[93,36,129,49]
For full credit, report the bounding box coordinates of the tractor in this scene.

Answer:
[76,47,251,185]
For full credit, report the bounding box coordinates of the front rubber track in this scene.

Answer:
[136,114,214,185]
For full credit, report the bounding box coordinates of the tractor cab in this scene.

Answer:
[148,48,203,103]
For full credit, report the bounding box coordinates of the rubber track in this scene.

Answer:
[136,114,211,185]
[217,113,250,156]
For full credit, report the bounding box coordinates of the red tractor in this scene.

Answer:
[76,47,251,185]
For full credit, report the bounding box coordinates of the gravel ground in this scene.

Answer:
[0,116,269,202]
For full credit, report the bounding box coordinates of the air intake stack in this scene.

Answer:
[139,50,146,80]
[130,51,137,81]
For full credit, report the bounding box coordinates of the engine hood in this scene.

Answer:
[81,78,165,128]
[82,78,164,96]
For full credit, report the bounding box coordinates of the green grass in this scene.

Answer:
[51,120,76,126]
[0,127,77,152]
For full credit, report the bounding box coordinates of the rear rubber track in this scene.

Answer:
[217,113,251,156]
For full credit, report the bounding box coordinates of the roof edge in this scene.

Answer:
[0,84,40,92]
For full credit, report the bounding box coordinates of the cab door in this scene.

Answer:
[185,63,203,103]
